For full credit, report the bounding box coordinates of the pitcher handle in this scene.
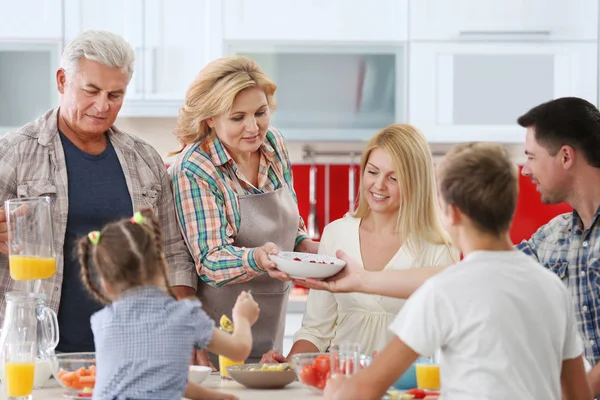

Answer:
[39,307,59,357]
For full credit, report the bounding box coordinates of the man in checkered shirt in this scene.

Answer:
[0,30,197,353]
[514,97,600,396]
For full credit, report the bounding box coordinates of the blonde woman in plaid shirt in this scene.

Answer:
[169,56,319,368]
[79,209,258,400]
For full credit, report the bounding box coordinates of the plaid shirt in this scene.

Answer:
[91,286,214,400]
[0,109,197,319]
[517,207,600,365]
[170,127,308,286]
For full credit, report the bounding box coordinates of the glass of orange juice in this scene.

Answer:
[415,357,440,390]
[5,197,56,281]
[218,354,244,380]
[4,341,35,399]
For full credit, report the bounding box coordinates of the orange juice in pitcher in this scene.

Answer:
[5,196,56,281]
[9,255,56,280]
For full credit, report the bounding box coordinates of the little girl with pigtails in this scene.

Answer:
[78,209,260,400]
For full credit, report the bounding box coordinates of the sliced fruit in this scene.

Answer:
[220,314,234,332]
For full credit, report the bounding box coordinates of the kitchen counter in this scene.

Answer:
[22,374,322,399]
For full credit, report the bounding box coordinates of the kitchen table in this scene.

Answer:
[26,374,411,399]
[23,374,322,399]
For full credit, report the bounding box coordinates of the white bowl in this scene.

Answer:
[269,251,346,279]
[0,357,53,389]
[188,365,212,384]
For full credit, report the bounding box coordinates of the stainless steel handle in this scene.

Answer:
[307,164,319,240]
[459,30,551,36]
[348,152,356,213]
[348,166,356,213]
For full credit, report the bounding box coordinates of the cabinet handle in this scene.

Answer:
[134,47,143,95]
[459,30,551,36]
[348,153,357,213]
[152,47,158,94]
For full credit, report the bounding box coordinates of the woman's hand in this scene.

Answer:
[260,349,288,364]
[295,238,319,254]
[298,250,366,293]
[255,242,292,281]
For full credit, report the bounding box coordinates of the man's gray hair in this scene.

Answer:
[61,30,135,81]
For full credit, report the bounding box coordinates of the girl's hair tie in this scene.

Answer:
[88,231,101,245]
[130,211,146,225]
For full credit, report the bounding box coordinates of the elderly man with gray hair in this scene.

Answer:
[0,30,197,352]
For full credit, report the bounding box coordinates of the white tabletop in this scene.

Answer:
[25,373,323,399]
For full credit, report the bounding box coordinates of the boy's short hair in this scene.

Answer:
[437,143,519,236]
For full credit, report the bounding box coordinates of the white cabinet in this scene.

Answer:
[64,0,223,116]
[0,0,62,40]
[64,0,145,100]
[409,0,597,41]
[229,44,405,141]
[224,0,408,42]
[408,42,597,143]
[0,43,61,133]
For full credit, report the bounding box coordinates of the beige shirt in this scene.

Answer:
[294,214,458,354]
[0,109,197,319]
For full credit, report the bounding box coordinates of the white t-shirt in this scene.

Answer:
[390,250,583,400]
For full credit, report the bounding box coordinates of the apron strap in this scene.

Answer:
[223,163,247,196]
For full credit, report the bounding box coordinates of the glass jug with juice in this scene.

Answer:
[218,315,244,379]
[5,197,56,281]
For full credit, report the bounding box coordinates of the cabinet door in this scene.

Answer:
[143,0,223,102]
[0,0,62,39]
[409,0,597,41]
[232,45,404,141]
[63,0,145,100]
[224,0,408,41]
[408,42,597,143]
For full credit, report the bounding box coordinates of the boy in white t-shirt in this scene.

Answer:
[323,143,591,400]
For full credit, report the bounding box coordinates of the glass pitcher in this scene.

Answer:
[5,197,56,281]
[0,292,59,362]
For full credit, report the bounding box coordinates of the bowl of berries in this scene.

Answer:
[268,251,345,280]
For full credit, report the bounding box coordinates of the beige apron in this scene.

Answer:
[198,164,299,366]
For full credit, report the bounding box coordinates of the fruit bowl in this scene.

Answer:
[269,252,345,280]
[226,363,297,389]
[290,352,329,394]
[290,352,373,394]
[51,352,96,396]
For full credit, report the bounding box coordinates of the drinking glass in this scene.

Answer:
[4,341,35,400]
[415,356,440,391]
[330,343,360,377]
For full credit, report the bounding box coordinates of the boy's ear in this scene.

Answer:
[448,203,463,227]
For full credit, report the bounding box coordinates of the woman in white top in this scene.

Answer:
[261,124,459,362]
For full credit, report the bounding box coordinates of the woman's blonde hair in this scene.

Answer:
[170,55,277,155]
[353,124,452,256]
